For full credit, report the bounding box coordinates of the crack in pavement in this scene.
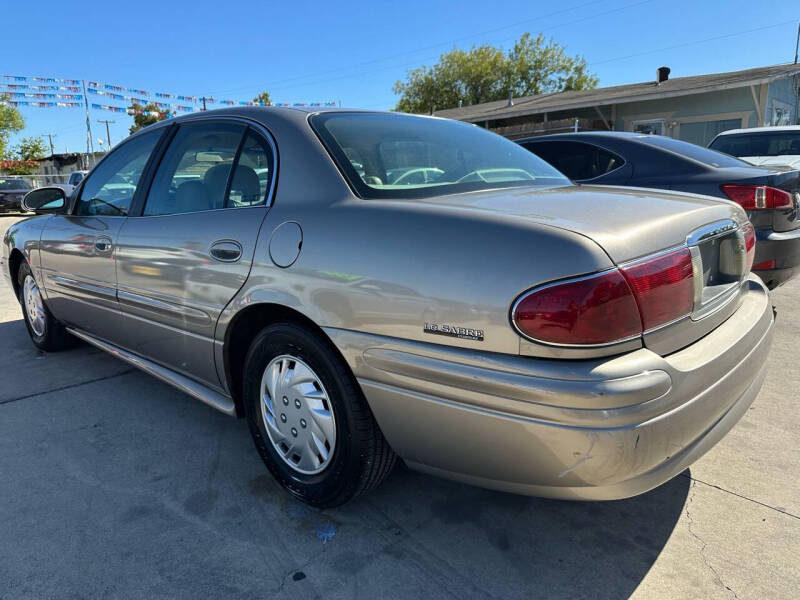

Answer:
[680,472,800,520]
[0,369,136,406]
[685,481,740,600]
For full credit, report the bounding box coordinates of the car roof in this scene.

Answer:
[714,125,800,136]
[516,131,660,144]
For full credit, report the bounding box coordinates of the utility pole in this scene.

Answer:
[45,133,56,155]
[795,21,799,64]
[97,119,115,151]
[81,80,95,168]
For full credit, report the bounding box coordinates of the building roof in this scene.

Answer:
[435,63,800,123]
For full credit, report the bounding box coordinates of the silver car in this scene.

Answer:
[2,108,773,507]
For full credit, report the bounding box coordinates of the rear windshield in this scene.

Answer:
[311,112,569,199]
[709,131,800,158]
[0,178,31,190]
[636,135,747,168]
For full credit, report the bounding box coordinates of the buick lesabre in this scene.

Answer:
[2,108,773,507]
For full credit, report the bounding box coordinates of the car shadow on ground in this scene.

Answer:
[0,314,690,599]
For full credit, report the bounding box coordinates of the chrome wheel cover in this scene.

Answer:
[23,275,46,337]
[260,355,337,475]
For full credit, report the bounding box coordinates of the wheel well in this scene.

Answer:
[8,249,25,298]
[223,304,338,418]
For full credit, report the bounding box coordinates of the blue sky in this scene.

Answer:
[4,0,799,154]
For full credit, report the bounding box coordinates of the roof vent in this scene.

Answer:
[656,66,671,85]
[507,91,514,107]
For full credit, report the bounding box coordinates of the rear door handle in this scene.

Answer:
[94,236,113,253]
[209,240,243,262]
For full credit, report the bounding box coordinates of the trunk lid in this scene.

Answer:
[420,183,752,356]
[421,184,745,263]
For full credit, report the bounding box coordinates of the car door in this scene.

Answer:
[39,128,165,342]
[114,119,275,388]
[522,140,631,184]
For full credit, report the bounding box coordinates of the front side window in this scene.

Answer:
[709,131,800,158]
[522,141,625,181]
[311,112,569,199]
[75,129,162,216]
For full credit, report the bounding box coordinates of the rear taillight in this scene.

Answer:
[512,270,641,345]
[720,184,793,210]
[742,222,755,273]
[753,259,776,270]
[619,248,694,330]
[513,247,698,346]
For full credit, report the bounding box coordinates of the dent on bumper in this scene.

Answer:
[325,276,774,500]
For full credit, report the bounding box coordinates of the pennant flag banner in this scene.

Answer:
[3,75,81,85]
[4,74,339,114]
[2,91,83,101]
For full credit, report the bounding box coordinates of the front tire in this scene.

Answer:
[17,261,74,351]
[244,322,396,507]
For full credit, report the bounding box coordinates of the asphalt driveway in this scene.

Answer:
[0,214,798,599]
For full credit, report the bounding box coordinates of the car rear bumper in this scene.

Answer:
[325,275,773,500]
[753,226,800,288]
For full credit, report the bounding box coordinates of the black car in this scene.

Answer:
[0,178,32,213]
[518,132,800,289]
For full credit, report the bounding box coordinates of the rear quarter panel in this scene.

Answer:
[220,195,615,356]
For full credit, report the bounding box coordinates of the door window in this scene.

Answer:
[228,130,273,207]
[524,141,624,181]
[144,122,251,216]
[75,129,163,216]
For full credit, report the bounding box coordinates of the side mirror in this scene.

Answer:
[22,187,68,215]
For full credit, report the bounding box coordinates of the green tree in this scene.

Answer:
[14,136,48,160]
[393,33,598,113]
[253,91,271,106]
[129,103,170,134]
[0,94,25,159]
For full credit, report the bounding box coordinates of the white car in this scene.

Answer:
[68,170,89,187]
[709,125,800,169]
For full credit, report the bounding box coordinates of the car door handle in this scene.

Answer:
[94,237,113,253]
[209,240,242,262]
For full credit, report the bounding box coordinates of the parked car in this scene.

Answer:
[3,109,773,507]
[68,170,89,187]
[709,125,800,170]
[0,177,32,213]
[518,132,800,289]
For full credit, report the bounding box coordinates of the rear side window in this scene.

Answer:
[637,135,746,168]
[142,122,273,216]
[710,131,800,158]
[76,129,162,216]
[522,140,625,181]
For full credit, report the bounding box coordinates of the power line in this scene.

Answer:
[249,0,657,98]
[588,19,798,67]
[206,0,640,97]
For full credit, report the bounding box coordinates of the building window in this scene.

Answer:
[630,119,665,135]
[679,119,742,146]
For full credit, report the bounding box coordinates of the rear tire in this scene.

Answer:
[243,322,396,507]
[17,261,75,351]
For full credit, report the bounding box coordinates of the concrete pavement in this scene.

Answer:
[0,214,798,599]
